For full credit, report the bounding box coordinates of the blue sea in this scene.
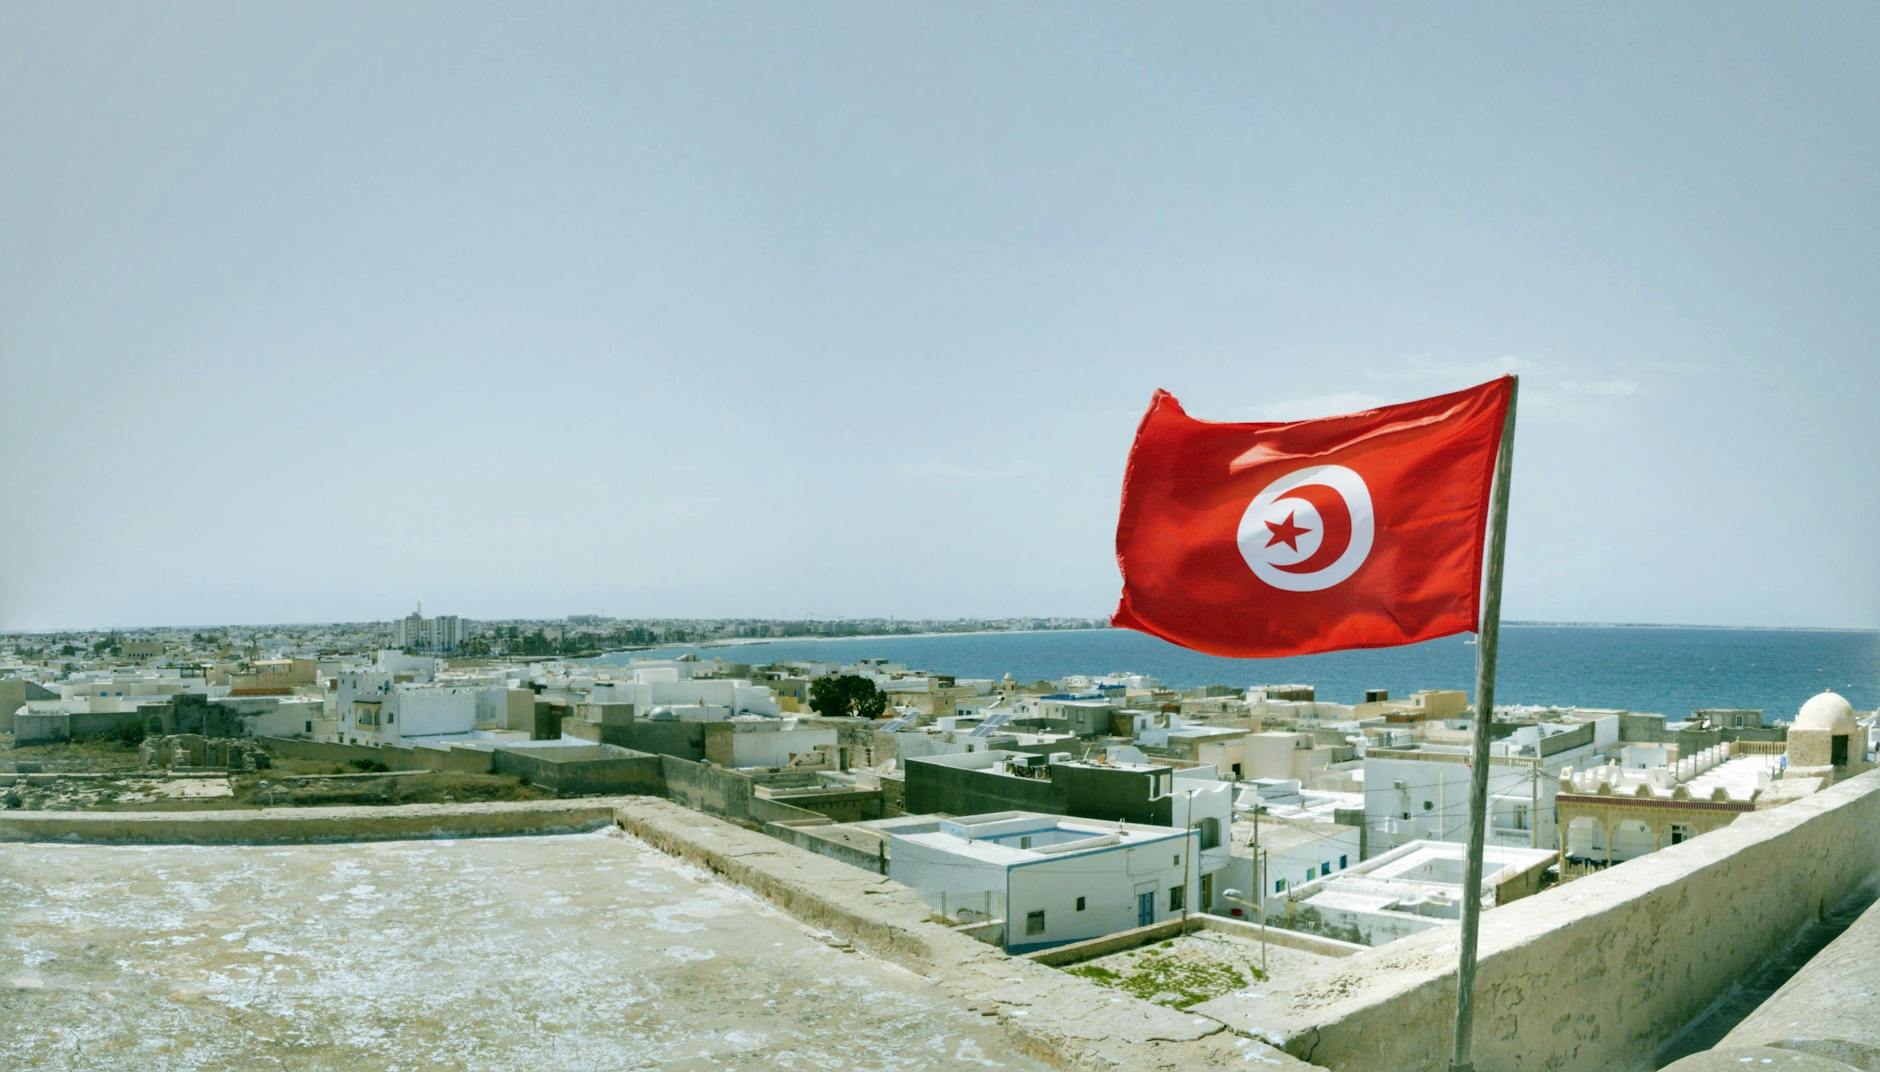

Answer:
[592,626,1879,721]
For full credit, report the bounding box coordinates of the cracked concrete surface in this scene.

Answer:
[0,828,1056,1071]
[0,794,1322,1070]
[613,797,1322,1070]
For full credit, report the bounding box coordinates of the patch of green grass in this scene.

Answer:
[1065,948,1259,1010]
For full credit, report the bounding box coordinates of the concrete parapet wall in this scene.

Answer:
[764,818,889,874]
[490,746,662,796]
[1026,913,1364,968]
[1663,897,1880,1072]
[1194,913,1365,959]
[1195,768,1880,1072]
[610,796,1323,1071]
[759,786,883,822]
[658,755,754,821]
[1024,917,1190,966]
[747,795,825,825]
[0,799,624,845]
[604,719,706,761]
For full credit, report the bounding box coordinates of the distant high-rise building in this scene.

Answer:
[393,606,467,654]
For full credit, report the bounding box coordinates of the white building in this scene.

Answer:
[392,609,468,654]
[708,717,839,769]
[376,649,441,680]
[1262,839,1555,947]
[1363,715,1619,856]
[1226,814,1363,905]
[889,811,1202,953]
[888,723,1079,768]
[587,667,780,720]
[58,671,200,704]
[329,672,510,746]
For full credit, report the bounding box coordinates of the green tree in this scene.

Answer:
[853,684,888,719]
[808,674,889,719]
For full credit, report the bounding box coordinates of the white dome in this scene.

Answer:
[1794,692,1857,734]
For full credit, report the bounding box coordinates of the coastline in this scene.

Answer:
[590,625,1109,660]
[588,620,1879,666]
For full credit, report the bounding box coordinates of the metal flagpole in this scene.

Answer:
[1451,375,1519,1072]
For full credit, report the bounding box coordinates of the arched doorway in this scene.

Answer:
[1612,819,1656,862]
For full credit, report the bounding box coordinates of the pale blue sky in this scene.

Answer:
[4,4,1876,631]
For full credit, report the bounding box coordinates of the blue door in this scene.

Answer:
[1137,890,1155,927]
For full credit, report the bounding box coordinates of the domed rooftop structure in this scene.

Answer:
[1794,691,1857,735]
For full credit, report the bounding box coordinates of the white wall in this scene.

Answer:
[1364,755,1555,855]
[392,688,479,740]
[1170,777,1236,889]
[374,651,439,679]
[1262,827,1363,896]
[729,725,837,768]
[889,826,1204,950]
[221,698,321,738]
[1622,744,1670,769]
[892,730,995,766]
[1288,899,1445,946]
[1006,833,1200,952]
[889,836,1005,919]
[588,678,781,717]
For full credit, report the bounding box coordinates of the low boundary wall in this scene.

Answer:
[610,796,1321,1071]
[0,799,622,844]
[491,746,662,796]
[764,816,889,873]
[1026,913,1364,967]
[658,754,754,820]
[259,736,494,774]
[1664,896,1880,1071]
[1196,768,1880,1072]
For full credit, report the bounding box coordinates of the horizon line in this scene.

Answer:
[2,615,1876,637]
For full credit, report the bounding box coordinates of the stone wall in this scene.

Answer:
[490,746,663,796]
[603,718,706,761]
[759,786,883,822]
[1195,767,1880,1072]
[658,755,754,821]
[0,799,622,844]
[767,821,889,874]
[904,756,1059,816]
[16,710,148,744]
[1023,913,1364,968]
[1663,894,1880,1071]
[610,796,1322,1071]
[258,736,495,775]
[141,735,270,771]
[880,772,905,815]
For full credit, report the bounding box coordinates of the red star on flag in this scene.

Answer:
[1264,510,1309,551]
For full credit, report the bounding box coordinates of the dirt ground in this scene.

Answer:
[1,733,148,773]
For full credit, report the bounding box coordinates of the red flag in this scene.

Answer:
[1112,377,1513,658]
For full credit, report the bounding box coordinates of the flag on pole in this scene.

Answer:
[1111,376,1515,658]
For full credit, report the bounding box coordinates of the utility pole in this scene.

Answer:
[1182,788,1195,926]
[1249,800,1267,975]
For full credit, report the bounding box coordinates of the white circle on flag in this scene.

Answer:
[1236,465,1375,592]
